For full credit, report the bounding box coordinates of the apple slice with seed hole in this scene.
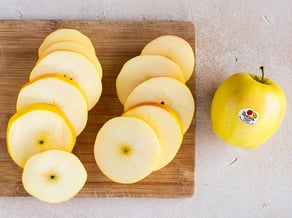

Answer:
[94,116,160,184]
[7,103,76,168]
[124,77,195,134]
[17,74,88,136]
[39,42,103,79]
[116,55,185,105]
[123,103,183,171]
[141,35,195,81]
[38,28,95,57]
[22,149,87,203]
[30,50,102,110]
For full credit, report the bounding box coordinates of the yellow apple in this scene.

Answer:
[211,67,287,149]
[22,149,87,203]
[38,28,95,57]
[123,103,183,171]
[124,77,195,134]
[39,41,103,79]
[116,55,185,104]
[94,116,160,184]
[30,50,102,110]
[141,35,195,81]
[16,74,88,136]
[7,103,76,168]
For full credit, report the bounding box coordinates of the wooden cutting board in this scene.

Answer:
[0,20,195,198]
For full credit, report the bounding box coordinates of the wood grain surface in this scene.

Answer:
[0,20,195,198]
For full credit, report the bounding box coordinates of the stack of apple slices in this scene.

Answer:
[6,29,102,203]
[94,35,195,184]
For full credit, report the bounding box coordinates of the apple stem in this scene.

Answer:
[260,66,265,83]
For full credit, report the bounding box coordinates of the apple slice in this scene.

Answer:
[94,116,160,184]
[141,35,195,81]
[16,74,88,136]
[40,42,103,79]
[124,77,195,134]
[38,28,95,57]
[123,103,183,171]
[7,103,76,168]
[22,150,87,203]
[116,55,185,105]
[30,50,102,110]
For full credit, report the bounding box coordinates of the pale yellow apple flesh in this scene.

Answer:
[30,50,102,110]
[124,77,195,134]
[141,35,195,81]
[123,103,183,171]
[116,55,185,105]
[211,72,287,149]
[22,149,87,203]
[7,103,76,168]
[16,74,88,136]
[38,28,95,57]
[116,55,185,104]
[39,41,103,79]
[94,116,160,184]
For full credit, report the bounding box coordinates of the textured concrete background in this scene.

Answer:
[0,0,291,217]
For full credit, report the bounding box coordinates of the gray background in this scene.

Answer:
[0,0,291,217]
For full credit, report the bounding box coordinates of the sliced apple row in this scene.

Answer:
[7,29,101,203]
[94,35,195,184]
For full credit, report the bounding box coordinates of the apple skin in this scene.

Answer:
[211,72,286,149]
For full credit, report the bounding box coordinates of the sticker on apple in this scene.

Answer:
[238,108,259,125]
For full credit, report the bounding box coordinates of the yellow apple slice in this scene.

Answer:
[123,103,183,171]
[22,150,87,203]
[38,28,95,57]
[40,42,103,79]
[124,77,195,134]
[141,35,195,81]
[30,50,102,110]
[94,116,160,184]
[17,74,88,136]
[7,103,76,168]
[116,55,185,105]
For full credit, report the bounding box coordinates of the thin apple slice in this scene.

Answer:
[7,103,76,168]
[141,35,195,81]
[22,150,87,203]
[38,28,95,57]
[30,50,102,110]
[124,77,195,134]
[17,74,88,136]
[40,42,103,79]
[94,116,160,184]
[116,55,185,105]
[123,103,183,171]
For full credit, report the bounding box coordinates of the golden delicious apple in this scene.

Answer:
[38,28,95,57]
[141,35,195,81]
[124,77,195,134]
[30,50,102,110]
[17,74,88,136]
[7,103,76,168]
[116,55,184,104]
[39,41,103,79]
[211,67,286,149]
[94,116,160,184]
[22,150,87,203]
[123,103,183,171]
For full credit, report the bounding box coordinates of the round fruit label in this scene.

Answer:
[238,108,259,125]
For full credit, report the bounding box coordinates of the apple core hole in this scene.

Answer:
[120,145,132,156]
[39,140,44,145]
[50,175,55,180]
